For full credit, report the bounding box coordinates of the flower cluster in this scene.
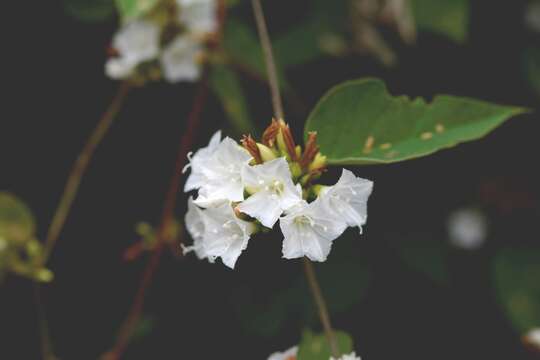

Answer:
[105,0,218,83]
[183,119,373,269]
[268,346,361,360]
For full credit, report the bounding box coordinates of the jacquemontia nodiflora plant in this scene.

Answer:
[1,0,535,359]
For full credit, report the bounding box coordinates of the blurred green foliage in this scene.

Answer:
[234,233,370,338]
[63,0,115,23]
[114,0,160,22]
[412,0,469,42]
[297,329,353,360]
[209,64,255,135]
[493,247,540,334]
[0,192,53,283]
[523,47,540,97]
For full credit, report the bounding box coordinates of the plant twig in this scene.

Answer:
[251,0,284,120]
[43,81,131,263]
[106,74,209,360]
[250,0,340,357]
[33,283,55,360]
[303,258,340,357]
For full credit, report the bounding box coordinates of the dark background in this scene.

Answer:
[2,0,540,359]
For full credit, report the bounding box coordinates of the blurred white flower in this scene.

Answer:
[177,0,218,35]
[330,351,362,360]
[201,202,255,269]
[160,34,203,83]
[105,19,160,79]
[524,328,540,349]
[182,197,213,261]
[447,208,487,250]
[267,345,298,360]
[193,137,252,206]
[319,169,373,232]
[238,157,302,228]
[183,130,222,192]
[526,1,540,33]
[280,199,347,262]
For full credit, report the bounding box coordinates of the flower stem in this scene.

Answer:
[251,0,284,120]
[106,74,209,360]
[33,283,55,360]
[303,258,340,357]
[250,0,340,357]
[43,81,131,263]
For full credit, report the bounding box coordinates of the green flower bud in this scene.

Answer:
[257,143,277,162]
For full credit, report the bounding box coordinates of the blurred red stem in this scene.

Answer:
[108,74,209,359]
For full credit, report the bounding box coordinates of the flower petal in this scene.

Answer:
[238,190,283,228]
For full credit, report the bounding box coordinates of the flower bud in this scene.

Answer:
[35,268,54,283]
[256,143,277,162]
[311,184,328,197]
[241,134,263,164]
[308,153,327,172]
[276,120,298,161]
[301,131,320,169]
[262,118,280,147]
[289,162,303,180]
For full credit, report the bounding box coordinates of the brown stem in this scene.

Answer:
[106,74,209,360]
[303,258,340,357]
[250,0,340,357]
[43,81,131,263]
[33,283,55,360]
[251,0,284,120]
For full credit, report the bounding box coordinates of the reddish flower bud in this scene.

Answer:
[300,131,320,169]
[277,121,298,161]
[262,118,280,147]
[241,134,263,164]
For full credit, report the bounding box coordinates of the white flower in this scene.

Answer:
[105,57,136,79]
[160,34,203,83]
[183,130,222,192]
[177,0,218,35]
[238,157,302,228]
[330,351,362,360]
[267,345,298,360]
[280,199,347,262]
[524,328,540,349]
[193,137,252,206]
[200,202,255,269]
[105,19,160,79]
[182,197,213,261]
[319,169,373,232]
[447,208,487,250]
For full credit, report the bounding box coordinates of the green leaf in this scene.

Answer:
[114,0,159,22]
[305,78,526,165]
[412,0,470,43]
[297,329,353,360]
[209,64,255,135]
[0,192,36,246]
[64,0,115,23]
[493,247,540,333]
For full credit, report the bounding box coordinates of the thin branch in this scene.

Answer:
[250,0,340,357]
[303,258,340,357]
[43,81,131,263]
[251,0,284,120]
[106,74,209,360]
[33,283,55,360]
